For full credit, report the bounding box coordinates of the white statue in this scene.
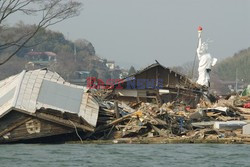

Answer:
[196,27,217,87]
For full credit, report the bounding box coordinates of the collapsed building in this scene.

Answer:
[2,62,247,144]
[107,62,204,107]
[0,62,206,143]
[0,69,99,143]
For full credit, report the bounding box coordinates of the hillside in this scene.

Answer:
[0,23,112,81]
[214,48,250,83]
[208,48,250,94]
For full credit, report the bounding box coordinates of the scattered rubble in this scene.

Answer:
[1,66,250,144]
[83,93,250,143]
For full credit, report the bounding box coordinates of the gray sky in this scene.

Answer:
[9,0,250,69]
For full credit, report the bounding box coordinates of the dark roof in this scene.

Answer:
[113,62,202,89]
[132,62,186,79]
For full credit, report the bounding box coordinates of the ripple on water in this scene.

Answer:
[0,144,250,167]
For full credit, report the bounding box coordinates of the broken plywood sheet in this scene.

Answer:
[79,93,99,127]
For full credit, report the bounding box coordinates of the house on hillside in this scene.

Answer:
[106,61,115,70]
[211,79,246,95]
[69,71,90,86]
[25,51,57,67]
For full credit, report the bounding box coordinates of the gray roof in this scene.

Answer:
[0,69,99,127]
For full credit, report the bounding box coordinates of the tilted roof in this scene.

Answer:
[0,69,99,127]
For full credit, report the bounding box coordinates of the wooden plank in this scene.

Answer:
[94,112,137,133]
[151,125,169,137]
[0,117,32,137]
[8,119,74,141]
[35,113,94,132]
[0,111,28,132]
[114,101,120,119]
[107,112,134,126]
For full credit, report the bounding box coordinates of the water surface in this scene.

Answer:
[0,144,249,167]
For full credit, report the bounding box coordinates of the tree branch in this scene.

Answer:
[0,0,82,65]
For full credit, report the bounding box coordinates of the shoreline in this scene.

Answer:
[67,136,250,144]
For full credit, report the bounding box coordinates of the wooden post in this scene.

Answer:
[156,66,159,88]
[114,101,120,119]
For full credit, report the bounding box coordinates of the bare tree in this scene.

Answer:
[171,61,198,81]
[0,0,82,65]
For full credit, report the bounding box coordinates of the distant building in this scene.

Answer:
[69,71,90,86]
[25,51,57,67]
[218,80,245,94]
[119,69,129,79]
[210,74,246,95]
[98,58,105,63]
[75,71,90,79]
[106,61,115,70]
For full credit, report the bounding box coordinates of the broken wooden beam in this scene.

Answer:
[35,113,94,132]
[0,118,32,137]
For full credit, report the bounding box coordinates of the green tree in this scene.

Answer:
[74,39,95,56]
[104,71,111,80]
[128,66,136,75]
[214,48,250,83]
[89,69,98,78]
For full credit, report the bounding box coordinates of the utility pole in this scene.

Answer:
[235,68,238,93]
[74,44,77,62]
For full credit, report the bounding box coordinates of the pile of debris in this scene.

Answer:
[85,95,250,142]
[1,66,250,144]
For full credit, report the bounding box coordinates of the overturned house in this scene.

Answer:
[107,62,204,107]
[0,69,99,143]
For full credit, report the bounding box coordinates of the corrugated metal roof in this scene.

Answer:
[0,69,99,127]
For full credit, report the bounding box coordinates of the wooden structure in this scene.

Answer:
[108,62,203,107]
[0,69,99,143]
